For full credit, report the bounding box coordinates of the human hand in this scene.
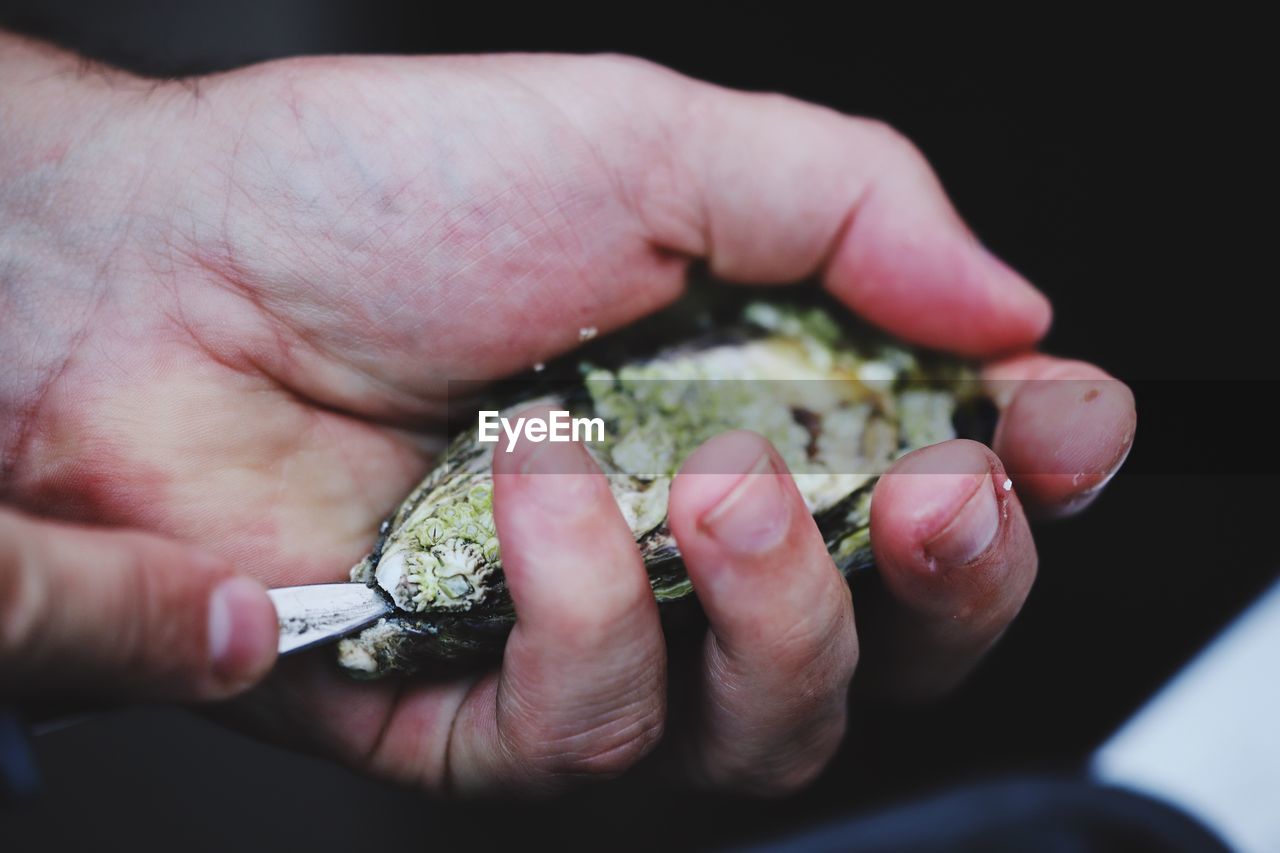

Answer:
[0,34,1134,793]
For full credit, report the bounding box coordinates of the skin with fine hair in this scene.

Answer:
[0,33,1135,795]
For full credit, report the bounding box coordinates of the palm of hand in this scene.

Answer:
[28,56,687,569]
[8,52,1128,794]
[15,56,702,780]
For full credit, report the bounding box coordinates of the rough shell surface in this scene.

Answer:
[338,298,980,677]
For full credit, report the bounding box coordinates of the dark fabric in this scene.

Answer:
[0,708,39,802]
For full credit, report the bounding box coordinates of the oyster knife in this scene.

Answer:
[269,583,393,656]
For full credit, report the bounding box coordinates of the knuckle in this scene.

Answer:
[853,117,932,175]
[583,52,684,90]
[573,53,696,122]
[703,710,847,797]
[502,666,667,787]
[558,712,665,779]
[857,117,911,152]
[767,588,858,683]
[521,705,666,785]
[122,544,164,666]
[586,51,657,74]
[539,607,629,657]
[95,535,165,678]
[739,755,833,797]
[116,536,215,681]
[767,624,832,680]
[699,613,855,796]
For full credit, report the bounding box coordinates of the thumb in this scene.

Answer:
[657,78,1051,355]
[0,508,278,702]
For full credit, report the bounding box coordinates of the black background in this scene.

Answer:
[1,4,1275,851]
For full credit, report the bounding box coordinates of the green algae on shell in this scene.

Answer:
[338,298,983,678]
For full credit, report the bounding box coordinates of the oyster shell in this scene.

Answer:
[338,298,983,677]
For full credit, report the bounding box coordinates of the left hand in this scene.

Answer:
[0,37,1135,794]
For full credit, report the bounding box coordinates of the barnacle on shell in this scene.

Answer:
[338,295,983,678]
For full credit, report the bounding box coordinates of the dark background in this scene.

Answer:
[1,4,1274,850]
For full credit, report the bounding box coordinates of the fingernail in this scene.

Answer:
[209,576,277,686]
[699,452,791,555]
[518,439,601,511]
[923,475,1000,567]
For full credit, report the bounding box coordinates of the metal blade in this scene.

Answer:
[268,583,394,656]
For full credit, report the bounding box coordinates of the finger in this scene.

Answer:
[366,58,1044,389]
[445,421,666,793]
[0,507,277,701]
[647,75,1051,355]
[861,439,1035,701]
[985,354,1137,517]
[666,430,858,795]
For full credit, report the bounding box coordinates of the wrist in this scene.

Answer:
[0,33,160,484]
[0,32,131,181]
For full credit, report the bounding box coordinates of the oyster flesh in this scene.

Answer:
[339,298,982,677]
